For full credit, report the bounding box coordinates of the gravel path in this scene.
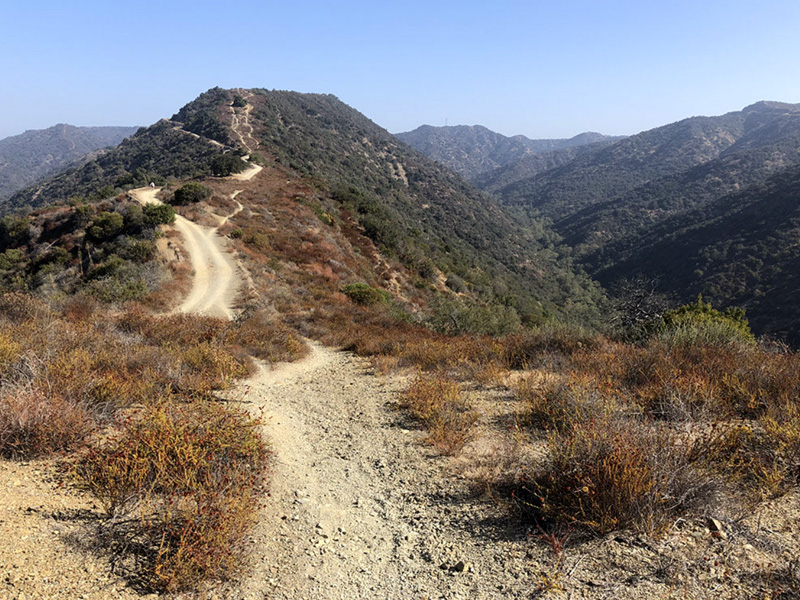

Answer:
[227,343,538,600]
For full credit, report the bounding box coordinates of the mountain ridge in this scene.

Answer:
[0,124,139,200]
[395,124,621,180]
[3,87,606,329]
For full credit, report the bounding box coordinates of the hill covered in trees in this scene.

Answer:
[395,124,619,181]
[0,124,138,200]
[4,87,606,329]
[474,101,800,342]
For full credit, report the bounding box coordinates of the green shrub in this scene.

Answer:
[87,211,124,242]
[210,154,247,177]
[143,203,176,226]
[172,182,212,205]
[658,296,755,347]
[0,215,31,248]
[341,282,390,306]
[428,296,521,336]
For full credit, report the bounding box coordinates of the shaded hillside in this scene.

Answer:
[594,163,800,343]
[483,100,800,341]
[395,124,618,180]
[0,124,138,200]
[241,89,605,324]
[4,88,606,328]
[494,102,800,240]
[474,139,617,192]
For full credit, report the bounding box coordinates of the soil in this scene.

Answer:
[2,347,798,599]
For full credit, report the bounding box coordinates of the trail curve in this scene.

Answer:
[130,187,240,319]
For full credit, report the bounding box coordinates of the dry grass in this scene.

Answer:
[69,399,269,592]
[401,373,479,456]
[0,292,273,592]
[520,416,715,535]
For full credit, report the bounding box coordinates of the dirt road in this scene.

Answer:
[130,187,240,319]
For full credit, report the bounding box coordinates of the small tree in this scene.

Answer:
[87,212,124,242]
[210,154,247,177]
[610,274,671,341]
[0,215,30,249]
[172,182,211,205]
[143,204,176,226]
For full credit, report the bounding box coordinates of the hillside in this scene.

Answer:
[484,101,800,341]
[4,87,605,328]
[395,124,618,181]
[595,163,800,343]
[0,124,138,200]
[3,89,800,600]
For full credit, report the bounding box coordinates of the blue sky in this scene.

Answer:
[2,0,799,140]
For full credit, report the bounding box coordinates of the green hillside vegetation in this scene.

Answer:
[0,124,138,200]
[6,87,607,330]
[233,88,606,326]
[0,196,174,304]
[595,163,800,344]
[7,120,243,213]
[482,101,800,342]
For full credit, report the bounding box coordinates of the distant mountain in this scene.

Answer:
[487,100,800,341]
[6,88,606,328]
[395,124,620,181]
[474,140,618,192]
[0,124,138,200]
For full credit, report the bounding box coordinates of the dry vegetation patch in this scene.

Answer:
[0,292,275,592]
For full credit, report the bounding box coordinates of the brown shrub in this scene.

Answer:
[70,399,270,591]
[232,309,309,363]
[523,417,713,535]
[0,389,93,458]
[503,325,602,370]
[178,342,250,393]
[401,374,479,456]
[516,373,616,432]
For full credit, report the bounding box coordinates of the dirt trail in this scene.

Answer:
[223,344,542,600]
[233,162,263,181]
[130,187,241,319]
[230,92,258,154]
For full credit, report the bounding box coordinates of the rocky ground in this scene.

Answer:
[1,345,798,600]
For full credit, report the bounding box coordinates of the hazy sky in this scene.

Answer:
[2,0,799,141]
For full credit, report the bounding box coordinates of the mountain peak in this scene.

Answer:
[742,100,800,113]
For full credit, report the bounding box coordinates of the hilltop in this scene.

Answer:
[6,87,605,328]
[0,124,138,200]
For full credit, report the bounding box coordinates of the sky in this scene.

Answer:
[2,0,800,141]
